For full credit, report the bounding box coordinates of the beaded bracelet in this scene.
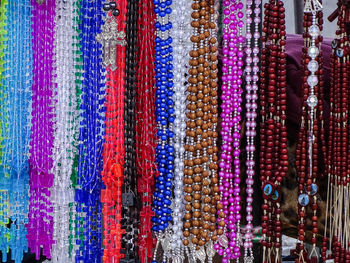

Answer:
[75,0,105,261]
[28,0,56,259]
[0,1,32,262]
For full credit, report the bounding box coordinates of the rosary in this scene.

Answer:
[260,1,288,262]
[324,0,350,262]
[0,1,32,262]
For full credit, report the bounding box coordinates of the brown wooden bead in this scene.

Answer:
[192,203,200,210]
[194,175,202,182]
[202,179,210,186]
[184,213,191,220]
[198,240,205,246]
[185,204,192,211]
[194,193,201,200]
[184,195,192,202]
[183,230,190,237]
[202,188,210,195]
[192,220,199,227]
[193,184,201,191]
[192,237,199,245]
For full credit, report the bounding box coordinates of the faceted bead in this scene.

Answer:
[307,60,319,72]
[308,46,319,59]
[309,25,320,38]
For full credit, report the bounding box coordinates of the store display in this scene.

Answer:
[0,0,349,262]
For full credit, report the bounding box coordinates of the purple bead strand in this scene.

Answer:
[243,0,261,261]
[28,0,56,260]
[215,0,244,261]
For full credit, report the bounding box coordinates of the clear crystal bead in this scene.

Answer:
[307,60,319,73]
[307,95,318,108]
[309,25,320,38]
[307,75,318,86]
[308,46,319,59]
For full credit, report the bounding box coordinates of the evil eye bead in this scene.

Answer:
[263,184,273,197]
[271,190,279,202]
[310,183,318,196]
[336,48,344,58]
[332,39,338,49]
[298,194,309,207]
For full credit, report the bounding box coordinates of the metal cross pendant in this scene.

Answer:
[304,0,323,13]
[96,18,126,71]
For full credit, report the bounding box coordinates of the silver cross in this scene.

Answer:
[96,18,127,71]
[304,0,323,13]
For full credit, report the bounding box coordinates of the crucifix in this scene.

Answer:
[304,0,323,13]
[96,18,126,71]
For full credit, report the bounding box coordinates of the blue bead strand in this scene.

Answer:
[75,0,105,262]
[152,0,174,234]
[0,1,32,262]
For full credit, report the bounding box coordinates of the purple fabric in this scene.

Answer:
[285,34,332,139]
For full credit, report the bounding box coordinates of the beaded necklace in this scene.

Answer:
[70,0,82,256]
[98,1,127,262]
[0,1,32,262]
[243,0,261,261]
[165,0,192,260]
[183,0,220,260]
[260,1,288,262]
[28,0,56,259]
[51,0,79,261]
[323,1,350,261]
[0,2,9,259]
[215,0,244,261]
[122,0,139,261]
[135,0,157,261]
[75,0,105,261]
[152,0,174,236]
[295,1,324,262]
[151,0,176,260]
